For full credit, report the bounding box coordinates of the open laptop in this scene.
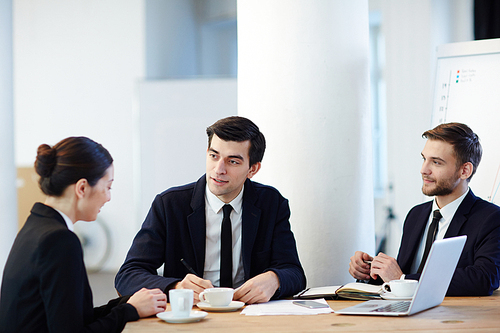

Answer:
[336,235,467,316]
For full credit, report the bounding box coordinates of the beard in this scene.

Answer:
[422,172,461,197]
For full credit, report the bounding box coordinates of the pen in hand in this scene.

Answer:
[181,258,198,277]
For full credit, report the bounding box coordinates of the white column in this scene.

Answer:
[238,0,374,287]
[0,0,18,282]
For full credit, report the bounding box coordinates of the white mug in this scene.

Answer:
[169,289,193,317]
[382,280,418,297]
[199,287,234,306]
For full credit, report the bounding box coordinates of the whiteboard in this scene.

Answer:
[431,38,500,205]
[137,79,237,220]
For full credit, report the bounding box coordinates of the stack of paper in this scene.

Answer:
[241,299,333,316]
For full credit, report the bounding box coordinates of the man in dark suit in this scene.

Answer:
[349,122,500,296]
[115,116,306,304]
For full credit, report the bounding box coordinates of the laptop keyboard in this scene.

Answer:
[371,301,411,313]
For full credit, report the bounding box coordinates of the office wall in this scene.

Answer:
[145,0,237,78]
[137,79,236,221]
[145,0,198,78]
[369,0,474,256]
[0,0,17,284]
[12,0,237,272]
[9,0,475,273]
[13,0,145,270]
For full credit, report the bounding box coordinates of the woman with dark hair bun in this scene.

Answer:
[0,137,166,333]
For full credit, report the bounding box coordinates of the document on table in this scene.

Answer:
[240,298,333,316]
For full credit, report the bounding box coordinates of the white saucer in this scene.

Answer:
[380,292,413,301]
[157,310,208,323]
[197,301,245,312]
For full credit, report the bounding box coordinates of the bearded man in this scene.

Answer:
[349,122,500,296]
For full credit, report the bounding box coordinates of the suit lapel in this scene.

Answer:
[444,190,476,237]
[398,202,432,271]
[187,175,208,275]
[241,179,261,279]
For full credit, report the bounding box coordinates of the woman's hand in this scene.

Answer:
[127,288,167,317]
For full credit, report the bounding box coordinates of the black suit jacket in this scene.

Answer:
[115,175,306,298]
[0,203,138,333]
[397,190,500,296]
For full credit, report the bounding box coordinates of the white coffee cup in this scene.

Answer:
[382,280,418,297]
[169,289,193,317]
[199,287,234,306]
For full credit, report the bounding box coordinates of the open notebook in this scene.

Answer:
[336,235,467,316]
[294,282,382,301]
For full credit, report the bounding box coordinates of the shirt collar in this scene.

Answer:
[432,187,469,221]
[205,183,244,214]
[53,208,75,232]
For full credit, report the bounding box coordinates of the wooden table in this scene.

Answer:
[123,290,500,332]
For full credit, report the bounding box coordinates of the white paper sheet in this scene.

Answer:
[240,298,333,316]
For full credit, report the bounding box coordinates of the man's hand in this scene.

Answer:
[349,251,373,281]
[233,271,279,304]
[127,288,167,317]
[175,274,214,303]
[370,252,403,282]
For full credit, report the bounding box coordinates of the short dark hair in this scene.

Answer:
[35,136,113,196]
[422,122,482,180]
[206,116,266,167]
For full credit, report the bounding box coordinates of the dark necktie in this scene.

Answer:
[220,204,233,287]
[417,209,442,273]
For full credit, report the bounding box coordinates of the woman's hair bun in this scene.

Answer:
[34,137,113,196]
[35,144,57,178]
